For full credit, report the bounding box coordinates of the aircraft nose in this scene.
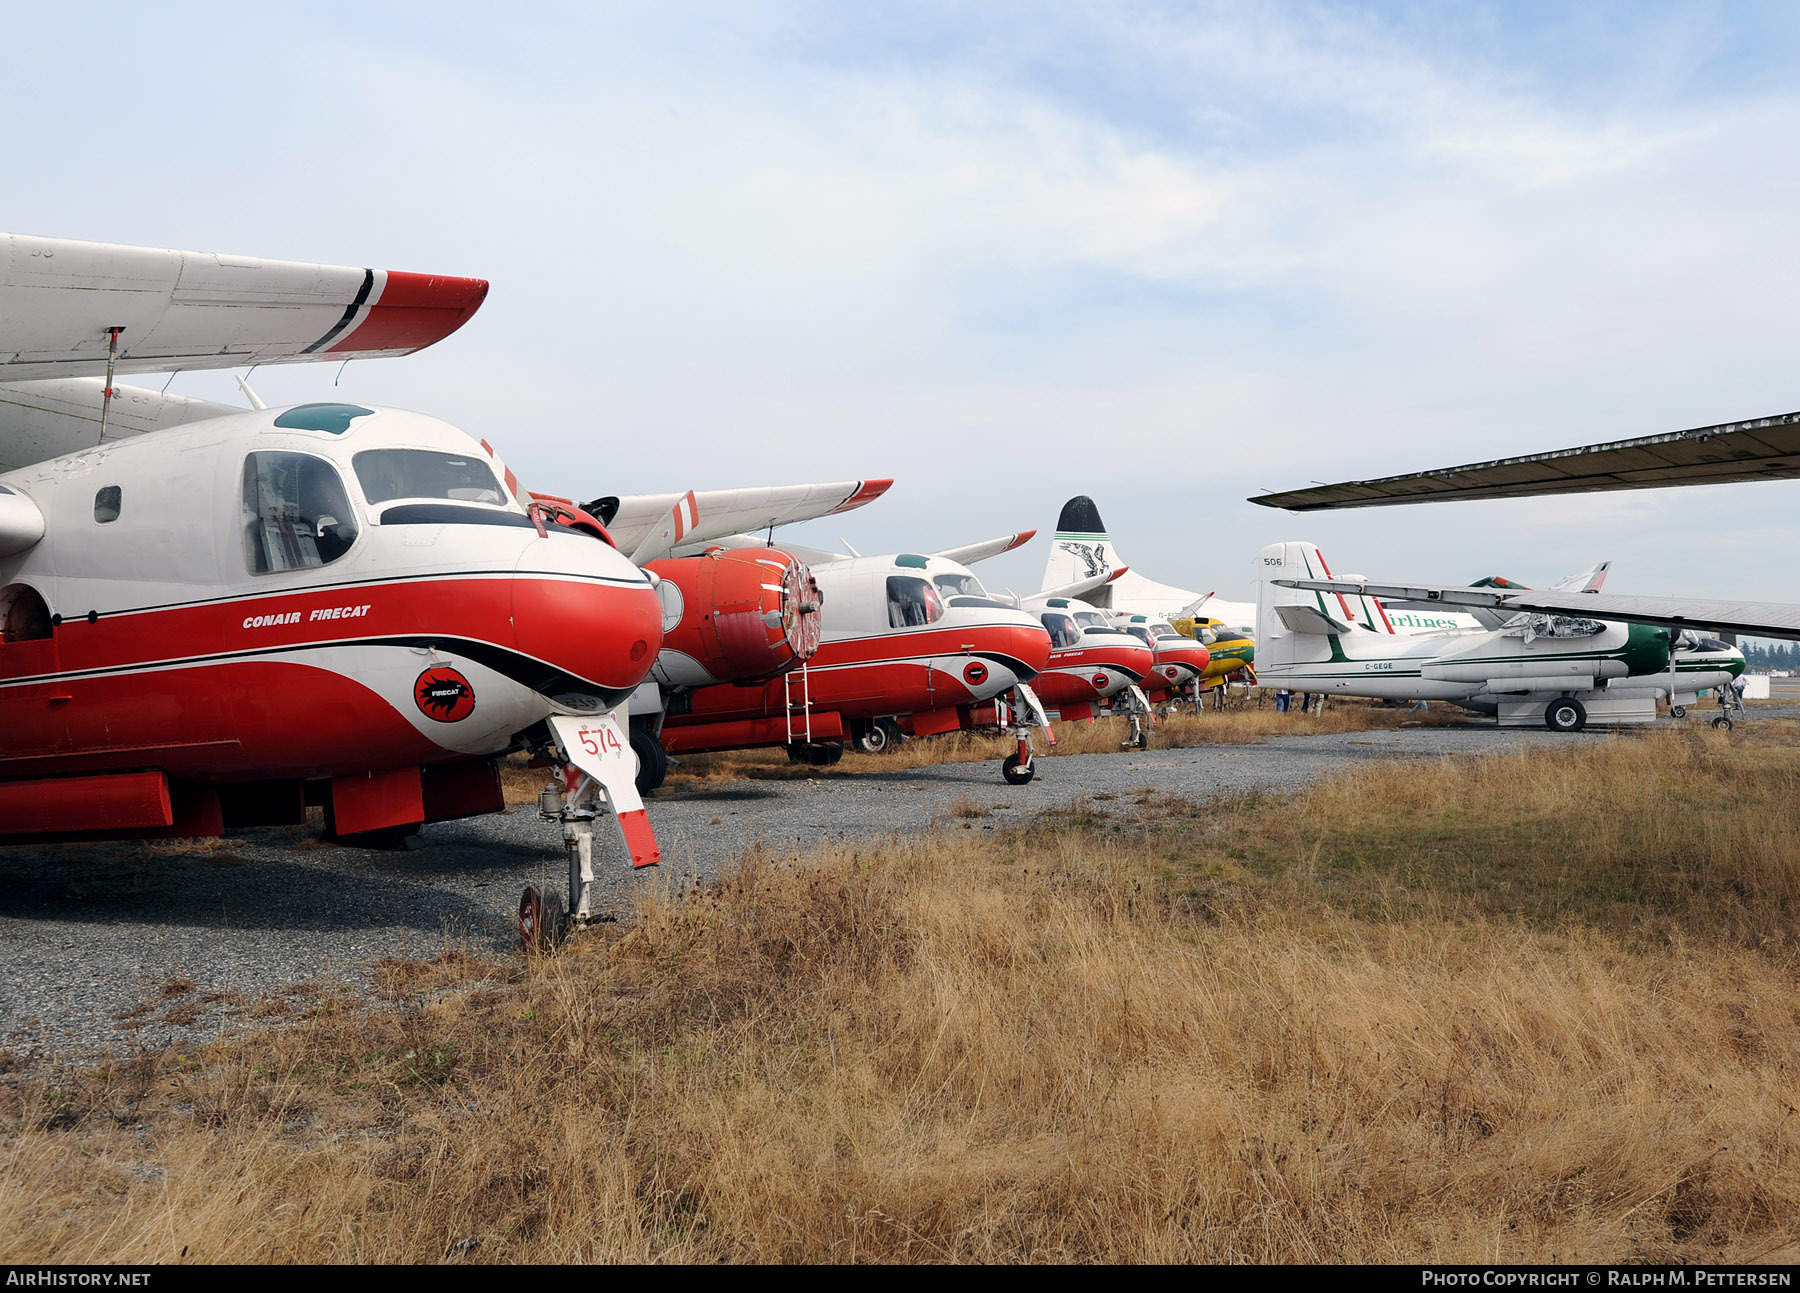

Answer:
[512,533,665,703]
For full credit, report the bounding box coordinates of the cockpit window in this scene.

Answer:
[934,572,987,599]
[352,449,507,506]
[887,576,945,628]
[1124,626,1154,647]
[1074,611,1106,628]
[1693,637,1732,653]
[1040,612,1081,649]
[242,452,359,574]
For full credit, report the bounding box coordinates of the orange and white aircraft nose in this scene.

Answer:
[511,531,665,708]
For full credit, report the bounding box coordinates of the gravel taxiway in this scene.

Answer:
[0,723,1589,1064]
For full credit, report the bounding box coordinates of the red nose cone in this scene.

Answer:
[512,575,665,696]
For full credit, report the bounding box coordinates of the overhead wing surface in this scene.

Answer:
[932,530,1036,566]
[0,233,488,381]
[591,479,891,557]
[0,377,237,472]
[1249,410,1800,511]
[1279,576,1800,641]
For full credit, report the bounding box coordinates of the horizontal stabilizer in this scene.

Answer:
[1280,576,1800,642]
[1275,604,1354,635]
[1038,565,1129,603]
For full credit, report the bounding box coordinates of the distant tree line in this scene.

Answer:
[1742,639,1800,671]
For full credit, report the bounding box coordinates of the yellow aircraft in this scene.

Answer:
[1173,615,1256,691]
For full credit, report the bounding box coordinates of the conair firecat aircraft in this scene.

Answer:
[1254,542,1739,730]
[0,234,681,945]
[658,535,1058,784]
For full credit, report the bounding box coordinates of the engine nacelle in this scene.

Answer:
[646,548,823,688]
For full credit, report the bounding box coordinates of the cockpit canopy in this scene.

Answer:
[353,449,508,506]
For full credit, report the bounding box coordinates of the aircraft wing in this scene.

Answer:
[1248,410,1800,510]
[1,233,488,382]
[590,479,892,557]
[0,377,239,471]
[1279,576,1800,641]
[932,530,1035,566]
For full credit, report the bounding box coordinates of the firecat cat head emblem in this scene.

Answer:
[414,667,476,722]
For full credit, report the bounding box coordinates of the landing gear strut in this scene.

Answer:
[1115,683,1154,750]
[521,714,662,952]
[1001,682,1053,785]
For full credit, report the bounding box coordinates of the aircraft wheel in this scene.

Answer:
[519,886,547,953]
[1002,753,1034,786]
[542,889,567,948]
[1544,697,1587,733]
[630,723,668,794]
[1136,729,1149,750]
[853,721,892,755]
[1671,705,1687,718]
[819,741,845,766]
[1713,715,1733,731]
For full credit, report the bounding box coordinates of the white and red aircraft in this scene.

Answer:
[0,234,780,944]
[655,534,1059,783]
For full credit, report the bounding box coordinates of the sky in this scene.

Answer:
[6,1,1800,603]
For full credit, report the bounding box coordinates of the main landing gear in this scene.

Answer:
[1544,696,1588,733]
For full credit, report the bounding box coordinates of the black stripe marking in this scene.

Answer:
[300,268,376,354]
[0,634,638,710]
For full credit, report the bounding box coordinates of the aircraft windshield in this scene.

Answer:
[1040,612,1081,649]
[1124,626,1154,647]
[1074,611,1106,628]
[353,449,507,506]
[887,576,945,628]
[934,573,988,598]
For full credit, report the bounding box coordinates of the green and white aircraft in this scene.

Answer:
[1256,541,1743,730]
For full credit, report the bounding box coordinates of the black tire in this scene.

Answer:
[630,723,668,794]
[519,886,546,953]
[878,718,904,747]
[1671,705,1687,718]
[1544,697,1587,733]
[787,741,844,767]
[853,721,892,755]
[819,741,844,766]
[1713,715,1733,731]
[1135,729,1149,750]
[1002,753,1034,785]
[542,889,567,949]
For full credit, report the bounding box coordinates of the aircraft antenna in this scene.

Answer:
[97,326,124,443]
[236,373,269,411]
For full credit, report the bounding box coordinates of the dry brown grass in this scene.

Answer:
[7,725,1800,1263]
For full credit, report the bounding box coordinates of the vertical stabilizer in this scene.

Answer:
[1255,541,1345,670]
[1042,496,1122,607]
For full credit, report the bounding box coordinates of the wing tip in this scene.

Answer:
[826,479,894,515]
[325,270,491,356]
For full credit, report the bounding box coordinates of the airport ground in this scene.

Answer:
[3,703,1799,1262]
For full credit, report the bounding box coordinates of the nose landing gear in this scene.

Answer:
[521,714,662,952]
[1001,682,1053,785]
